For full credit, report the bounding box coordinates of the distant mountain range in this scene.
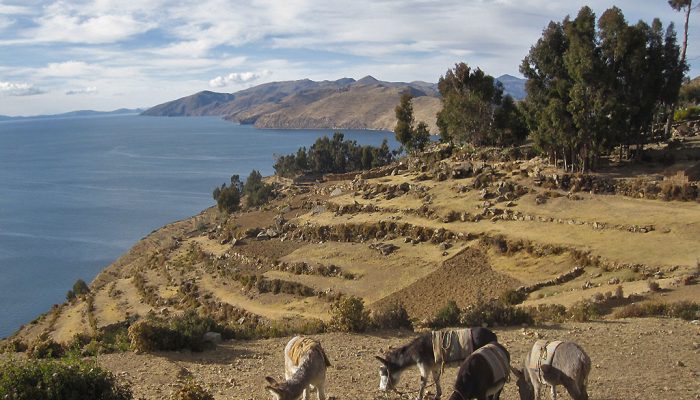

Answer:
[143,75,526,132]
[0,108,144,121]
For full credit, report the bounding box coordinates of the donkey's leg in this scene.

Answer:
[431,367,442,399]
[416,363,429,400]
[316,382,326,400]
[302,387,309,400]
[563,381,588,400]
[549,385,557,400]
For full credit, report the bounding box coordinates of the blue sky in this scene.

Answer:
[0,0,698,116]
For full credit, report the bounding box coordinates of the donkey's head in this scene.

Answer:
[265,376,302,400]
[511,367,534,400]
[375,355,402,391]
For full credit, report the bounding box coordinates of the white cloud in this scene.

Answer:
[65,86,98,95]
[209,70,271,88]
[41,61,97,77]
[0,81,45,96]
[0,4,33,15]
[23,2,155,44]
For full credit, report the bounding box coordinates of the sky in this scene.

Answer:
[0,0,698,116]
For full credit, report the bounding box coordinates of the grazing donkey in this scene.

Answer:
[512,340,591,400]
[375,327,497,400]
[447,342,510,400]
[265,336,331,400]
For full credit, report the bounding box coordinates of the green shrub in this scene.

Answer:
[329,296,370,333]
[430,300,461,328]
[527,304,568,324]
[1,339,27,353]
[67,279,90,301]
[172,380,213,400]
[673,105,700,121]
[128,311,217,353]
[460,300,533,327]
[500,289,527,305]
[614,301,699,320]
[568,300,602,322]
[243,170,273,208]
[370,302,413,330]
[0,358,132,400]
[27,335,65,359]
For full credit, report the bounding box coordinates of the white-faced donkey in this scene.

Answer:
[265,336,331,400]
[512,340,591,400]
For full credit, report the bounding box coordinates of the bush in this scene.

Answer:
[500,289,527,305]
[0,358,132,400]
[647,280,661,292]
[614,285,624,299]
[329,296,370,333]
[614,301,700,320]
[128,311,217,352]
[172,380,213,400]
[430,300,461,328]
[370,302,413,330]
[213,175,242,213]
[243,170,273,208]
[27,335,65,359]
[527,304,568,324]
[568,300,602,322]
[67,278,90,301]
[673,105,700,121]
[1,339,27,353]
[460,299,533,327]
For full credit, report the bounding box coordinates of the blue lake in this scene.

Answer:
[0,115,397,338]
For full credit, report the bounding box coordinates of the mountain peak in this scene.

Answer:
[356,75,380,85]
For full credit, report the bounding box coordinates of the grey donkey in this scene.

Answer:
[512,340,591,400]
[265,336,331,400]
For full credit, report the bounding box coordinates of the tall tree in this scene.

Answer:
[394,92,415,149]
[666,0,693,135]
[394,92,430,153]
[437,62,507,145]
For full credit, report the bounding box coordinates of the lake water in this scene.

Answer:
[0,115,397,338]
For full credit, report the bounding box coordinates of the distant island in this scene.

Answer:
[0,108,144,121]
[142,75,526,132]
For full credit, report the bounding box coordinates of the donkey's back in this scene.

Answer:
[522,340,591,400]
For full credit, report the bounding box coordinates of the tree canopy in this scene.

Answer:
[436,62,526,146]
[273,132,393,177]
[520,6,685,171]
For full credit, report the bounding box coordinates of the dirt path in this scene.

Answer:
[98,317,700,400]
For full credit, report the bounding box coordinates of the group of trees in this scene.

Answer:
[436,63,528,147]
[520,6,686,171]
[273,132,393,177]
[212,170,274,213]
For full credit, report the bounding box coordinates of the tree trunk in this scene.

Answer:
[666,0,692,137]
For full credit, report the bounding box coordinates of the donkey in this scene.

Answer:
[447,342,510,400]
[375,327,497,400]
[265,336,331,400]
[512,340,591,400]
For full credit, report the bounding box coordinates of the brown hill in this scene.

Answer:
[143,77,442,132]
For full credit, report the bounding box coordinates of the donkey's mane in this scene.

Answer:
[385,333,431,369]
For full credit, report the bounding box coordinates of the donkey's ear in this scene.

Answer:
[265,376,278,385]
[375,355,388,365]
